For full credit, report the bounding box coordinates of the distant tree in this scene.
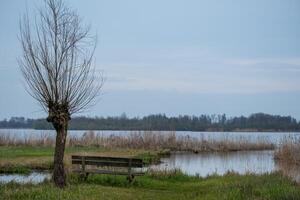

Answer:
[19,0,103,188]
[1,113,299,131]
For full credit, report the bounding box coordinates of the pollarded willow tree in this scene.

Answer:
[19,0,103,188]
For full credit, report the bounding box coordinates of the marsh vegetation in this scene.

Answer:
[0,131,275,152]
[275,138,300,165]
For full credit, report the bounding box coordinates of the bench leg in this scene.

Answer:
[127,174,135,183]
[80,172,89,181]
[84,173,89,181]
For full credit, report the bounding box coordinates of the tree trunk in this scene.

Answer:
[53,122,68,188]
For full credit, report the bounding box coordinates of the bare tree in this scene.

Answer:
[19,0,103,188]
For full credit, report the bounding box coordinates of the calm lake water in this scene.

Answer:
[151,150,300,183]
[1,129,300,145]
[152,150,275,176]
[0,172,51,184]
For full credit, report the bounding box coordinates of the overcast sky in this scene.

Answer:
[1,0,300,120]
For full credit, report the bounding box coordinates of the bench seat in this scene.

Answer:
[71,155,145,182]
[72,169,145,176]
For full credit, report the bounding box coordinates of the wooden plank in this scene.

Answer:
[72,169,145,176]
[71,155,143,164]
[72,159,143,166]
[71,159,143,167]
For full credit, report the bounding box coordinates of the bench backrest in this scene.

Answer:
[71,155,144,168]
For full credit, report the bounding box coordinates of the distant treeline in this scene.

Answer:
[0,113,299,131]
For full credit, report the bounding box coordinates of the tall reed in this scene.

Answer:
[274,137,300,165]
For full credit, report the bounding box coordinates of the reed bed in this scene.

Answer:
[0,132,54,147]
[274,138,300,165]
[0,131,274,152]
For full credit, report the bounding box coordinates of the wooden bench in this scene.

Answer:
[71,155,145,182]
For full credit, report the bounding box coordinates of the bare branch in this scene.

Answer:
[19,0,103,118]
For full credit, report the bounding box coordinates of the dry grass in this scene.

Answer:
[274,138,300,165]
[0,132,54,147]
[0,130,274,152]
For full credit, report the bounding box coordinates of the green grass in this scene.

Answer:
[1,172,300,200]
[0,165,31,174]
[134,149,170,165]
[0,146,107,159]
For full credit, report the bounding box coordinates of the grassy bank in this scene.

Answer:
[1,171,300,200]
[0,146,168,174]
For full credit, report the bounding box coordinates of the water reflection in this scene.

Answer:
[152,151,275,176]
[151,151,300,183]
[0,172,51,184]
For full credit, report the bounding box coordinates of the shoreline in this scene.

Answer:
[0,128,299,133]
